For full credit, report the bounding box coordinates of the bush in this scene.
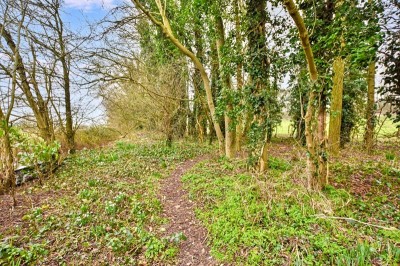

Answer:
[0,127,60,191]
[73,126,121,150]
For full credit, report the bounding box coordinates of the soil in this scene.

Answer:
[0,180,58,235]
[159,155,218,266]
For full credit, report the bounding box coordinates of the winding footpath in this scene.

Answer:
[159,155,217,266]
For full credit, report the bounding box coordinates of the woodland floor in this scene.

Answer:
[0,138,400,265]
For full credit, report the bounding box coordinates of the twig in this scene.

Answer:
[314,214,399,231]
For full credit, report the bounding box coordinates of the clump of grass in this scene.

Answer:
[385,152,395,161]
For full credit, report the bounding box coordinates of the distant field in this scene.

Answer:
[275,119,292,137]
[275,118,399,138]
[375,118,399,137]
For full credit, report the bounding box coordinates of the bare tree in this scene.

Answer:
[0,1,54,142]
[28,0,79,152]
[0,0,27,204]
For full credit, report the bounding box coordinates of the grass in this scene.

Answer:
[0,140,212,265]
[182,144,400,265]
[375,118,399,138]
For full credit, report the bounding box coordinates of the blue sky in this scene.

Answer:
[62,0,120,31]
[61,1,123,123]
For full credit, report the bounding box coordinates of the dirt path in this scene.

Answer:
[160,155,217,266]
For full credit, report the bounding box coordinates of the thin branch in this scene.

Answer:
[315,214,399,231]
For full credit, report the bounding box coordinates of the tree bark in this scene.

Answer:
[365,61,375,154]
[259,139,269,172]
[234,0,244,152]
[317,92,328,186]
[304,89,318,188]
[282,0,318,81]
[328,57,345,155]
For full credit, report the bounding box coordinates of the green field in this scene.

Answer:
[275,118,399,138]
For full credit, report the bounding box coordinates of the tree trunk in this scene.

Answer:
[215,14,235,158]
[234,0,244,152]
[365,61,375,154]
[193,25,208,142]
[283,0,330,189]
[166,116,173,147]
[247,0,271,170]
[192,67,204,141]
[304,90,318,188]
[259,139,269,172]
[317,93,328,186]
[0,114,15,204]
[281,0,318,81]
[51,4,75,152]
[132,0,225,154]
[328,57,345,155]
[61,54,75,152]
[224,112,235,158]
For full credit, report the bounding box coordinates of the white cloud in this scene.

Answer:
[64,0,117,10]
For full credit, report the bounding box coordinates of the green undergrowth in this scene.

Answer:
[182,156,400,265]
[330,158,400,226]
[0,140,212,265]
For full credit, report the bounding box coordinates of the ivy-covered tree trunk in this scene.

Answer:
[283,0,330,189]
[215,14,236,158]
[246,0,271,171]
[189,72,206,141]
[209,40,220,144]
[234,0,244,152]
[328,57,345,155]
[189,82,198,138]
[365,61,375,154]
[304,90,318,188]
[259,137,269,172]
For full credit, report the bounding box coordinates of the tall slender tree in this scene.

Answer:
[131,0,226,154]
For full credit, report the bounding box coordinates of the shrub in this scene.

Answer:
[73,126,121,150]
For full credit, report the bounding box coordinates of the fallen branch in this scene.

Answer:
[314,214,399,231]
